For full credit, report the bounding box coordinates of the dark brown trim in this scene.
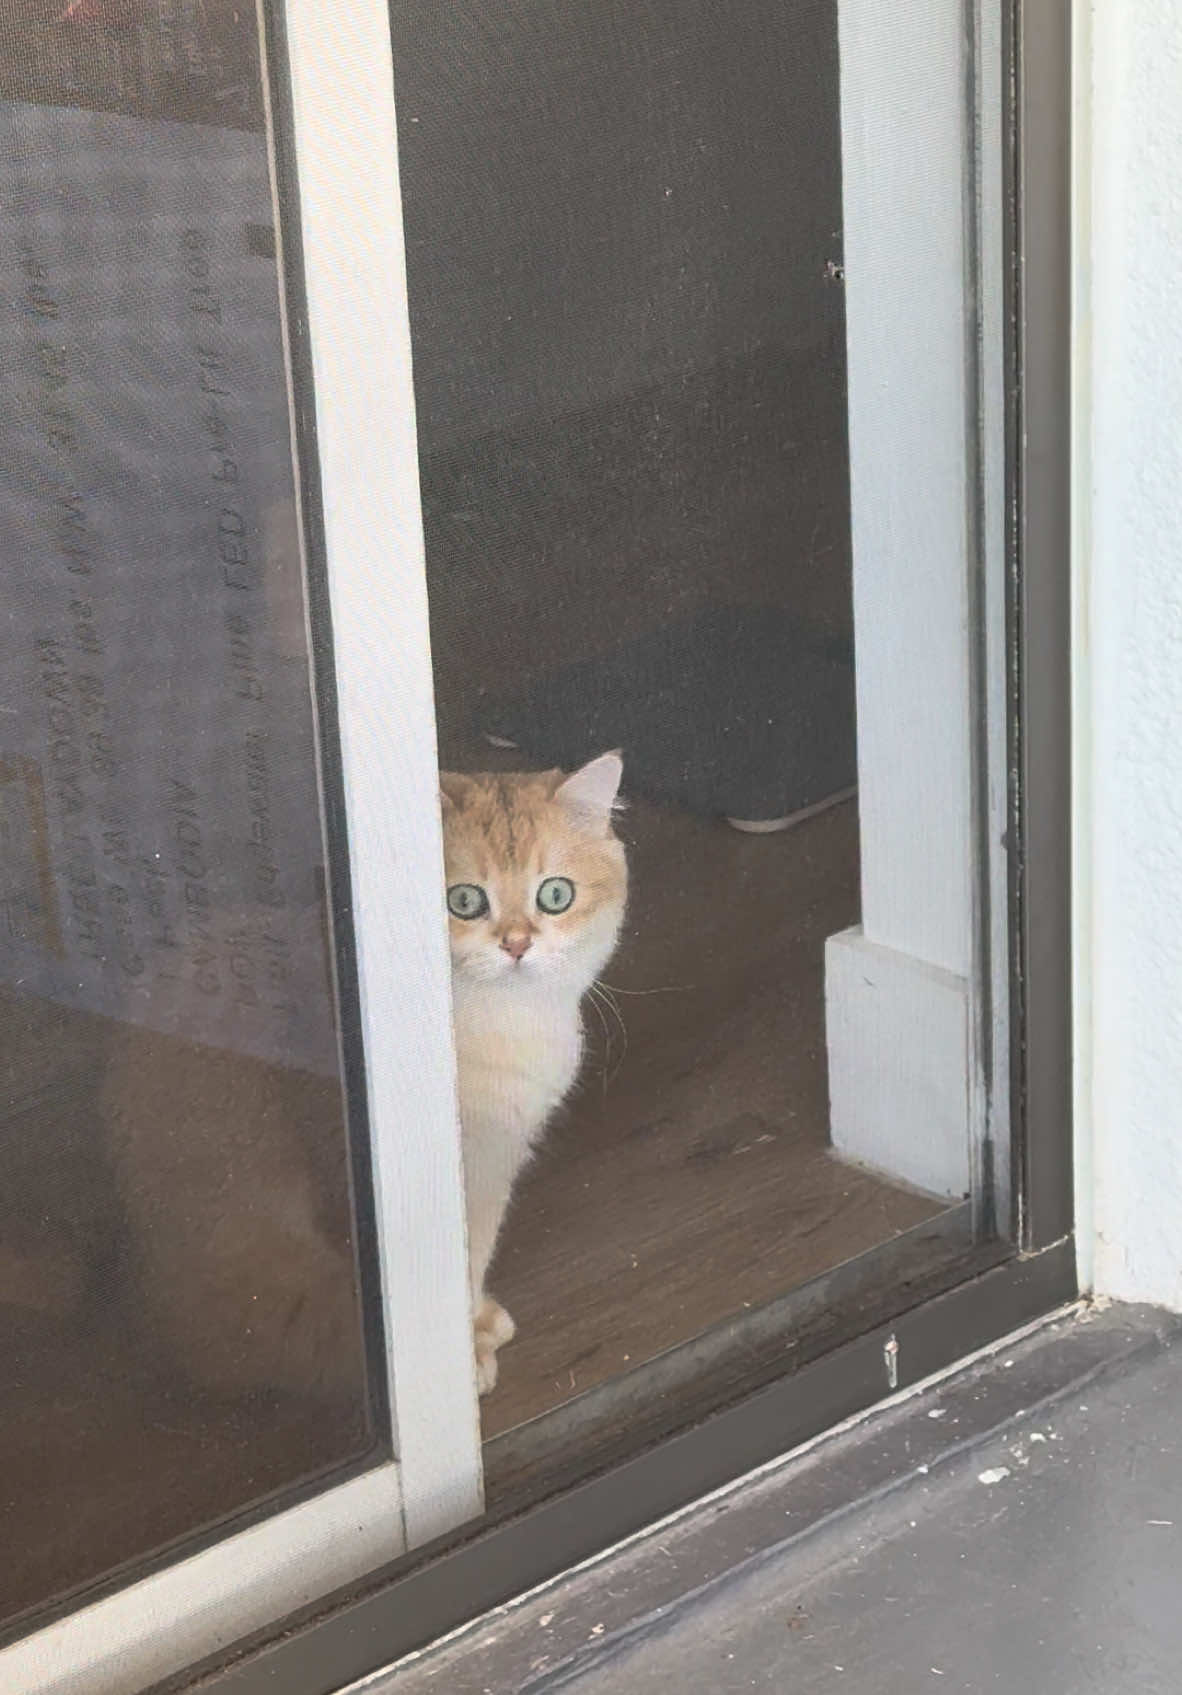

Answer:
[1008,0,1075,1250]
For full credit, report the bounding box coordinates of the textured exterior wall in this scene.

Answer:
[1083,0,1182,1306]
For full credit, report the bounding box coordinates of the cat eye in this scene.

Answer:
[536,876,575,915]
[447,883,490,920]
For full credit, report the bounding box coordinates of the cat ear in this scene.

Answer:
[555,751,623,833]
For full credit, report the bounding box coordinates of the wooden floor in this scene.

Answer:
[479,793,945,1443]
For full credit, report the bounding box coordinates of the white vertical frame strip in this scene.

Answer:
[836,0,973,974]
[825,0,986,1198]
[1069,0,1095,1291]
[281,0,483,1540]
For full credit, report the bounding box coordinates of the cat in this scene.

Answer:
[440,752,627,1394]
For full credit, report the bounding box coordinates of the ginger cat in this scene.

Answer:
[441,752,627,1393]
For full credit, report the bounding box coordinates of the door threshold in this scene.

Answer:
[371,1299,1177,1695]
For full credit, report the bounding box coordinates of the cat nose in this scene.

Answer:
[500,928,532,961]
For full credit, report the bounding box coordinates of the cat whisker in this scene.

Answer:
[583,983,616,1094]
[591,980,630,1085]
[596,983,628,1083]
[598,981,695,996]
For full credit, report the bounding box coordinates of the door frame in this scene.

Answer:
[186,0,1075,1687]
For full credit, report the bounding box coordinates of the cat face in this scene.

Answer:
[440,753,627,991]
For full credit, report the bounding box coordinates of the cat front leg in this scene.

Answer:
[461,1117,525,1395]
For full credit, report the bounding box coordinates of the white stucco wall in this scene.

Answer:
[1077,0,1182,1307]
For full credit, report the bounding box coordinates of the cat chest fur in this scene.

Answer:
[451,981,585,1151]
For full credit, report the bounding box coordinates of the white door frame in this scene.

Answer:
[276,0,482,1548]
[0,0,481,1688]
[825,0,1009,1217]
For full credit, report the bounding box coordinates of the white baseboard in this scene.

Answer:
[825,926,970,1199]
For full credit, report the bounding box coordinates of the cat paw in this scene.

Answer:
[476,1296,516,1347]
[473,1297,516,1396]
